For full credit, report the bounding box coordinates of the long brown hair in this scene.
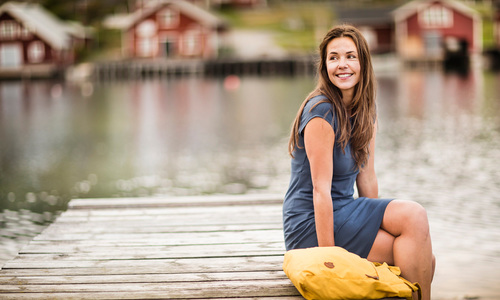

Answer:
[288,24,376,169]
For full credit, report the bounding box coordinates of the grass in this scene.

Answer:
[471,2,496,50]
[218,2,336,53]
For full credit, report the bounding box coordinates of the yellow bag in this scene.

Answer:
[283,246,420,300]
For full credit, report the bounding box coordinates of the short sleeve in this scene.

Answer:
[298,95,334,135]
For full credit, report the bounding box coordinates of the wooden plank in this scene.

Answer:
[15,240,286,260]
[15,239,277,248]
[20,241,285,254]
[41,222,283,234]
[0,295,301,300]
[32,230,284,244]
[53,212,282,222]
[51,211,282,224]
[68,194,284,209]
[0,271,288,285]
[2,255,284,271]
[0,262,283,277]
[0,279,299,295]
[10,248,284,260]
[27,236,282,248]
[62,203,283,217]
[54,205,282,226]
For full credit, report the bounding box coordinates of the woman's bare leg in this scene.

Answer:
[367,200,435,300]
[367,228,395,265]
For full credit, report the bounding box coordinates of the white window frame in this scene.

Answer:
[21,26,32,39]
[0,21,18,39]
[182,28,202,56]
[28,41,45,63]
[420,5,453,28]
[138,37,157,57]
[136,19,157,38]
[0,43,23,68]
[158,8,179,29]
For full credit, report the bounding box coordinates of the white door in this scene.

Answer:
[0,44,22,68]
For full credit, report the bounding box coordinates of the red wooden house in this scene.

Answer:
[119,0,229,59]
[0,2,90,77]
[393,0,482,61]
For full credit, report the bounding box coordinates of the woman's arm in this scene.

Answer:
[356,119,378,198]
[304,117,335,247]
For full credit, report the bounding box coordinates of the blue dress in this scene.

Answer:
[283,95,392,258]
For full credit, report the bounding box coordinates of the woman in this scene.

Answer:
[282,25,435,300]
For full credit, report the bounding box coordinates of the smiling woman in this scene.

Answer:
[283,24,435,300]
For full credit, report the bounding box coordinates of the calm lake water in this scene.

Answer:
[1,66,499,299]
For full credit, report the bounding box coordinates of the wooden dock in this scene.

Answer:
[93,56,316,80]
[0,194,302,299]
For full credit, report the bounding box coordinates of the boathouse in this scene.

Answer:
[393,0,482,63]
[112,0,229,59]
[0,2,90,78]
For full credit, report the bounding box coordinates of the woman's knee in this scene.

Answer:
[404,200,428,222]
[383,200,430,235]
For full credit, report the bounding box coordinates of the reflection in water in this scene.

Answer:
[0,70,499,299]
[376,69,500,299]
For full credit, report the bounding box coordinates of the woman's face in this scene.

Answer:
[325,37,361,101]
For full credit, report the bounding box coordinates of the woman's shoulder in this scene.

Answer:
[305,94,333,110]
[306,94,330,105]
[299,94,335,133]
[304,94,332,115]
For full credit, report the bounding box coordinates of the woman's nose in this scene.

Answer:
[338,57,347,68]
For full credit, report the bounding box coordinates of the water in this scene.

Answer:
[1,68,499,299]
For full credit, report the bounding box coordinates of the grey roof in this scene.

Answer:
[0,2,87,50]
[336,5,398,26]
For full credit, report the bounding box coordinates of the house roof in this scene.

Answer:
[106,0,228,31]
[336,6,399,27]
[0,2,88,50]
[393,0,480,23]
